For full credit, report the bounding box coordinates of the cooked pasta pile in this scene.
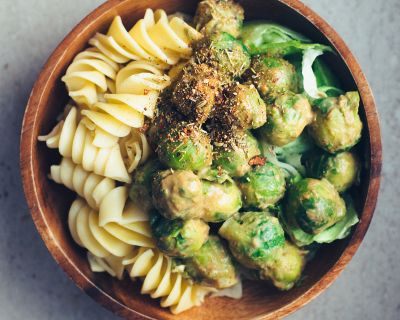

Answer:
[39,9,210,314]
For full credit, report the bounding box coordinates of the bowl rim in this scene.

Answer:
[20,0,382,319]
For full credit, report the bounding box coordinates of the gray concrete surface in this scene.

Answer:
[0,0,398,319]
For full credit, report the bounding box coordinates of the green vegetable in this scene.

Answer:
[219,211,305,290]
[194,32,251,80]
[184,235,238,289]
[194,0,244,38]
[279,193,359,246]
[172,62,221,124]
[284,178,346,235]
[258,93,314,147]
[241,22,310,55]
[275,132,317,176]
[246,56,300,100]
[309,92,363,154]
[152,170,204,220]
[213,130,261,177]
[238,161,286,209]
[156,122,213,171]
[259,241,306,290]
[303,150,360,192]
[219,211,285,269]
[250,41,332,57]
[216,82,267,130]
[202,179,242,222]
[259,133,317,185]
[129,159,163,210]
[313,58,342,90]
[150,211,209,258]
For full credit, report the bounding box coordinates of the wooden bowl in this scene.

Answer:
[20,0,382,319]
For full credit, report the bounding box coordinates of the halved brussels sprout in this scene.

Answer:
[202,179,242,222]
[172,63,221,124]
[150,211,209,258]
[156,122,213,171]
[216,82,267,130]
[152,170,204,220]
[258,93,314,147]
[303,151,360,192]
[194,32,251,80]
[309,91,363,153]
[184,235,238,289]
[246,56,299,100]
[259,241,305,290]
[212,130,261,177]
[284,178,346,235]
[194,0,244,37]
[219,211,285,269]
[238,161,286,209]
[129,159,163,210]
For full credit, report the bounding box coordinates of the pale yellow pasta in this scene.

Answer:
[61,48,120,107]
[68,198,155,258]
[50,157,116,209]
[123,247,215,314]
[87,252,125,280]
[81,60,171,139]
[90,9,202,66]
[119,129,151,173]
[38,106,131,183]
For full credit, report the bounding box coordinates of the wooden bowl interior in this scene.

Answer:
[22,0,380,319]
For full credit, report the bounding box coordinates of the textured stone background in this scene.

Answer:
[0,0,398,319]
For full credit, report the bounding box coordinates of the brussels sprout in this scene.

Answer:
[303,151,360,192]
[238,161,286,209]
[202,179,242,222]
[219,211,285,269]
[156,122,212,171]
[212,130,261,177]
[259,241,305,290]
[150,211,209,258]
[194,0,244,38]
[148,90,185,147]
[246,56,299,100]
[309,91,363,153]
[129,159,163,209]
[184,235,238,288]
[258,93,314,147]
[152,170,204,220]
[284,178,346,235]
[172,63,221,124]
[216,82,267,130]
[194,32,251,80]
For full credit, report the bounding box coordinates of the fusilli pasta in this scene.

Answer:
[50,157,117,209]
[87,251,125,280]
[90,9,202,66]
[38,106,131,183]
[82,60,171,139]
[124,247,215,314]
[119,129,151,173]
[61,48,120,107]
[68,198,155,258]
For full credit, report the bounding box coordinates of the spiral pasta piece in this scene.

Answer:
[89,9,202,65]
[82,60,171,139]
[61,48,120,107]
[68,198,155,258]
[119,129,151,173]
[123,247,214,314]
[38,106,131,183]
[50,157,116,209]
[87,251,125,280]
